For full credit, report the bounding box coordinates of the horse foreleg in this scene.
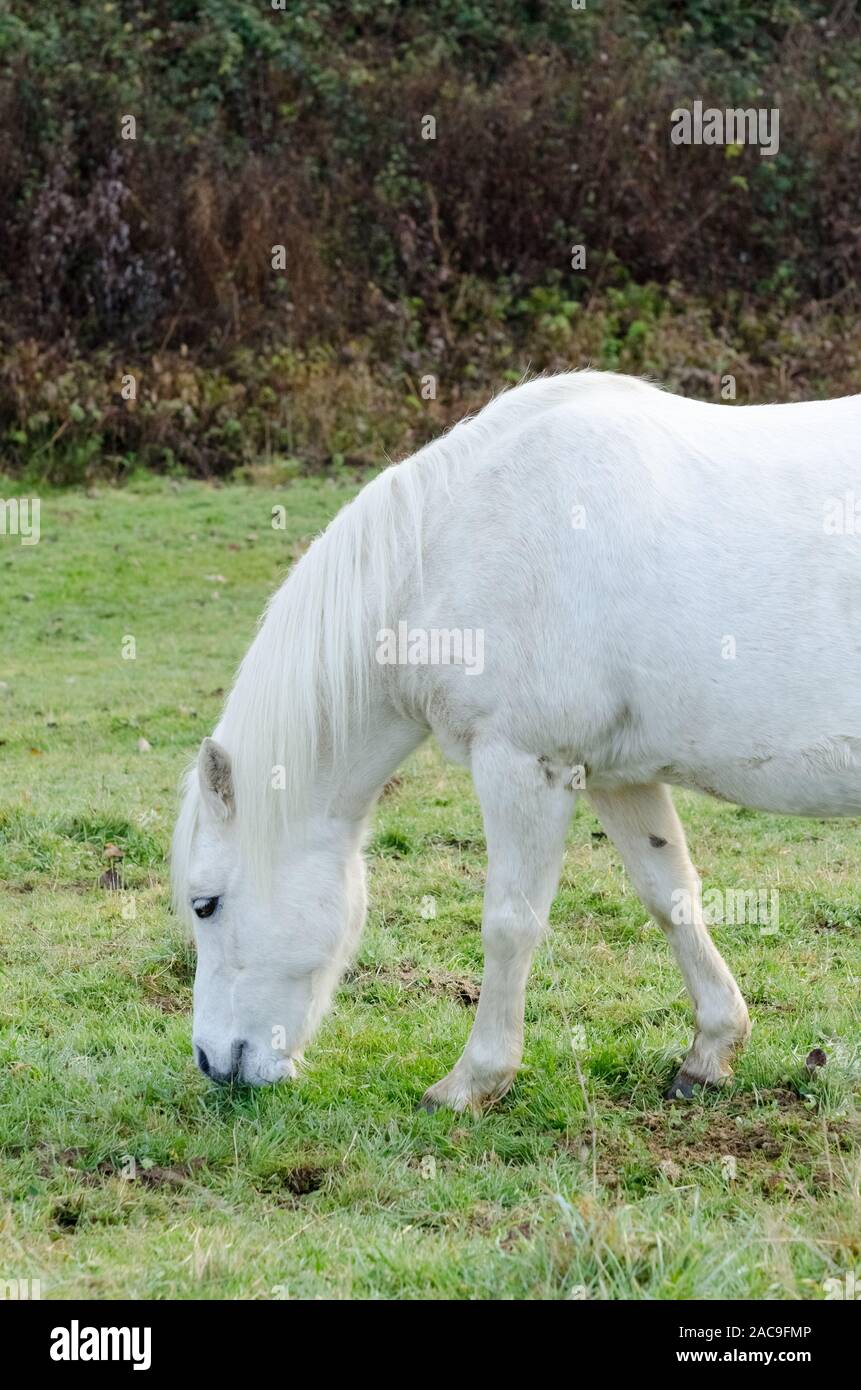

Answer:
[421,741,576,1113]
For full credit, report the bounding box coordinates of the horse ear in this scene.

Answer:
[198,738,235,821]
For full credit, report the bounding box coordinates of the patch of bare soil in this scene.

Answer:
[349,962,480,1006]
[281,1165,326,1196]
[643,1099,856,1187]
[559,1091,860,1194]
[253,1164,327,1204]
[40,1146,207,1188]
[636,1111,785,1163]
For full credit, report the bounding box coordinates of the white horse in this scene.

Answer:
[172,371,861,1110]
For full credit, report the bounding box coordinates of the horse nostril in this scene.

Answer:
[195,1040,246,1083]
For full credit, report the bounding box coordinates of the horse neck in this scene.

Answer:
[310,698,427,828]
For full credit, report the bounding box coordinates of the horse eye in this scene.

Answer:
[192,896,220,920]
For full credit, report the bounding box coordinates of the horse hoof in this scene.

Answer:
[418,1090,441,1114]
[666,1070,708,1100]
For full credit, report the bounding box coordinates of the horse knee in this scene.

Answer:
[482,905,542,958]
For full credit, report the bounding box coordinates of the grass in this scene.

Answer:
[0,475,859,1300]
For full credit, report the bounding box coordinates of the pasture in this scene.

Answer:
[1,476,859,1300]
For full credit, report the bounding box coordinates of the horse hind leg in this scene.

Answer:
[587,782,751,1096]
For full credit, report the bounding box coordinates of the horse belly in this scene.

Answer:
[655,746,861,818]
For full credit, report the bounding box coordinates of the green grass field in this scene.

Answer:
[1,476,859,1299]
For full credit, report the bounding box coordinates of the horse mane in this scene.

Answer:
[172,370,654,891]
